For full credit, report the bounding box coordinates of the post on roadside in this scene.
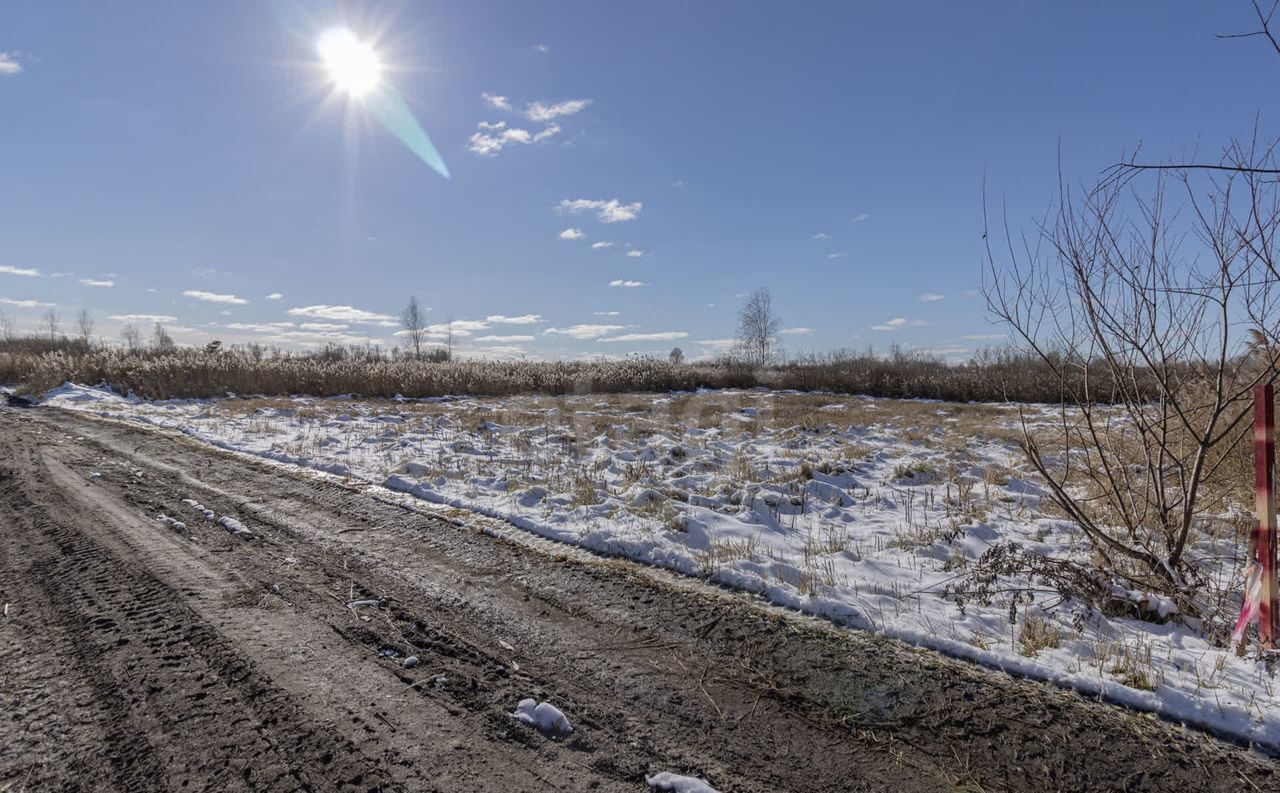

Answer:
[1254,383,1278,650]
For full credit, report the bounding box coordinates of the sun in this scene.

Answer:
[317,27,383,98]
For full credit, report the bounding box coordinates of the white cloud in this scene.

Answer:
[79,278,114,288]
[919,292,945,302]
[0,296,55,307]
[111,313,176,323]
[299,322,349,331]
[852,213,870,222]
[559,198,642,223]
[872,317,927,331]
[625,250,645,258]
[478,120,506,130]
[535,44,551,53]
[780,327,815,335]
[609,279,646,288]
[468,122,560,156]
[544,324,626,339]
[600,331,687,342]
[812,232,832,240]
[0,265,40,277]
[525,98,591,122]
[183,290,247,305]
[827,252,844,260]
[559,227,585,240]
[961,333,1007,341]
[696,338,737,351]
[591,242,613,250]
[593,310,620,316]
[421,320,491,338]
[481,92,512,112]
[475,334,536,342]
[266,292,283,300]
[486,314,542,324]
[287,305,395,323]
[225,322,280,333]
[0,53,21,77]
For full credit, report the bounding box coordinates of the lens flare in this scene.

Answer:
[317,27,382,98]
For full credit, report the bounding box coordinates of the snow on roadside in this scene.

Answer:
[646,772,721,793]
[511,699,573,737]
[42,382,1280,750]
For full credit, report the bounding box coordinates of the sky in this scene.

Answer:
[1,1,1278,361]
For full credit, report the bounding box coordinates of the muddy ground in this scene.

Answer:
[1,406,1276,792]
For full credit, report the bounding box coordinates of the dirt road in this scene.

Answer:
[0,406,1275,792]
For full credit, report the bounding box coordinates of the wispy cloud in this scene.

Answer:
[827,252,844,260]
[544,324,626,339]
[468,122,560,156]
[852,213,870,222]
[475,334,536,342]
[0,296,55,307]
[559,198,642,223]
[535,44,551,54]
[625,250,645,258]
[600,331,687,342]
[79,278,114,288]
[559,227,585,240]
[609,279,646,288]
[812,232,832,240]
[111,313,176,323]
[591,241,613,250]
[265,292,283,300]
[525,98,591,122]
[960,333,1007,341]
[486,314,542,324]
[183,290,247,305]
[871,317,927,331]
[287,305,395,323]
[593,310,620,316]
[0,53,22,77]
[0,265,40,277]
[780,327,815,335]
[481,92,512,112]
[919,292,945,302]
[424,320,491,338]
[299,322,349,331]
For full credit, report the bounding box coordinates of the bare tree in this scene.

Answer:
[401,296,427,360]
[122,324,141,352]
[152,322,175,351]
[735,288,780,367]
[444,318,454,362]
[669,346,685,365]
[43,309,61,340]
[76,309,95,344]
[0,310,13,341]
[984,155,1280,603]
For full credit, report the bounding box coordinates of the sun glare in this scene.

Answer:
[317,27,383,98]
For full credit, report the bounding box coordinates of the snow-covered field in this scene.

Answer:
[42,383,1280,749]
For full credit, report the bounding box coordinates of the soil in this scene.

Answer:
[1,405,1276,792]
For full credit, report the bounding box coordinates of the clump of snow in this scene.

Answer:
[511,698,572,737]
[216,515,252,537]
[646,772,721,793]
[180,497,251,538]
[155,514,187,532]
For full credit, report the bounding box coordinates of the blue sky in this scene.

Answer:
[1,1,1277,360]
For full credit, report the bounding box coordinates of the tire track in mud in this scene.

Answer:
[1,447,390,791]
[3,405,1278,792]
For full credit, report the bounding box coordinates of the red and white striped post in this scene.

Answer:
[1253,383,1278,650]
